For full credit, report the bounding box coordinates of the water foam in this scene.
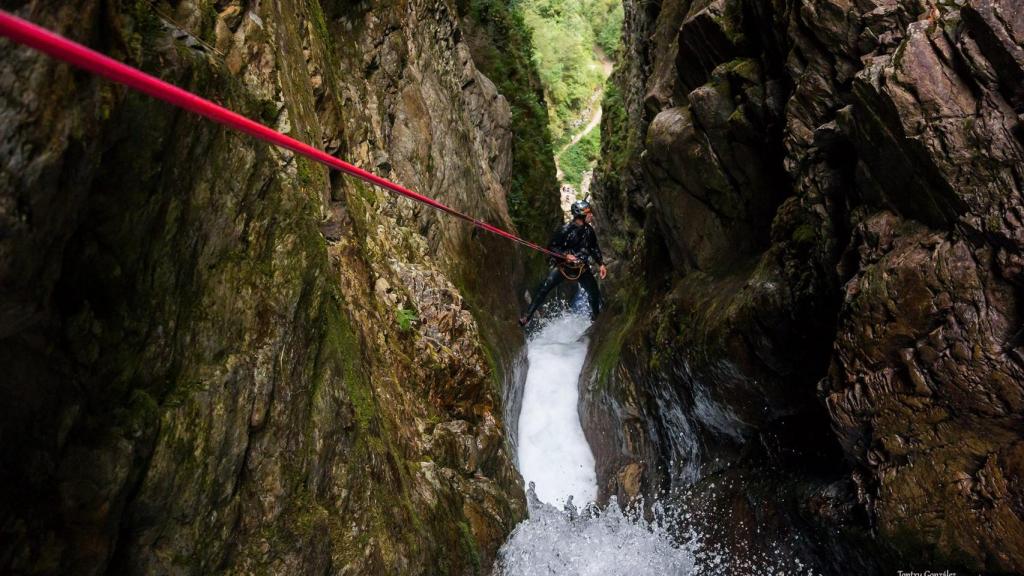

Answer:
[503,312,819,575]
[505,309,693,575]
[496,486,695,576]
[516,311,597,507]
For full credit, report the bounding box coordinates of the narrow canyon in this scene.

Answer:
[1,0,1021,574]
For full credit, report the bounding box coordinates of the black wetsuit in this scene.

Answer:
[525,221,604,320]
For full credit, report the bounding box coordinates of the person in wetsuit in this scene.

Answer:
[519,200,607,326]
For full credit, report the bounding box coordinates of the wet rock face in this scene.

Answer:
[825,212,1024,570]
[0,0,542,574]
[586,0,1024,571]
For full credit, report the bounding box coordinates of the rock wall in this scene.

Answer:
[583,0,1024,572]
[0,0,556,574]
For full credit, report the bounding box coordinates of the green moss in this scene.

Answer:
[311,292,450,570]
[478,337,504,397]
[293,490,331,535]
[598,82,633,175]
[258,99,280,123]
[593,279,645,386]
[295,157,327,194]
[308,0,331,42]
[459,521,482,575]
[444,266,509,400]
[356,181,378,208]
[727,106,751,130]
[725,58,760,82]
[125,0,165,63]
[791,223,817,245]
[321,300,379,440]
[114,388,160,439]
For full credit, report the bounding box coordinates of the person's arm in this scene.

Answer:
[548,224,571,263]
[589,228,607,278]
[588,228,604,265]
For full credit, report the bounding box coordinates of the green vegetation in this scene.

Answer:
[591,0,624,55]
[597,82,631,174]
[456,0,561,245]
[518,0,622,144]
[456,0,623,234]
[458,521,482,574]
[559,128,600,189]
[791,223,817,245]
[395,307,418,332]
[593,277,645,387]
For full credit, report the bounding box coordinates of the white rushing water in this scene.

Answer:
[501,309,697,575]
[498,489,695,576]
[500,309,816,576]
[516,311,597,507]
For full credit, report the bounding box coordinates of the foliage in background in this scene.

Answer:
[456,0,562,245]
[597,82,632,175]
[560,129,600,190]
[518,0,623,145]
[592,0,623,55]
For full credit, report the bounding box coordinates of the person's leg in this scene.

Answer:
[525,267,564,318]
[578,270,601,320]
[569,282,589,316]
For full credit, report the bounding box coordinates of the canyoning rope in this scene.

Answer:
[558,261,584,281]
[0,10,568,262]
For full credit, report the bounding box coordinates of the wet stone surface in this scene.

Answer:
[583,0,1024,572]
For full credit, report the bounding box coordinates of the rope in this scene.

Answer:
[0,9,568,262]
[558,261,584,281]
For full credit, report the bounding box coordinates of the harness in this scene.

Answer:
[558,259,586,281]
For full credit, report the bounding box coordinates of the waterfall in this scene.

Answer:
[497,309,697,575]
[497,489,694,576]
[516,311,597,506]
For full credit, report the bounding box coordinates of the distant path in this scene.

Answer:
[554,47,614,183]
[559,106,603,157]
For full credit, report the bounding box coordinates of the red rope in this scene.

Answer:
[0,10,566,261]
